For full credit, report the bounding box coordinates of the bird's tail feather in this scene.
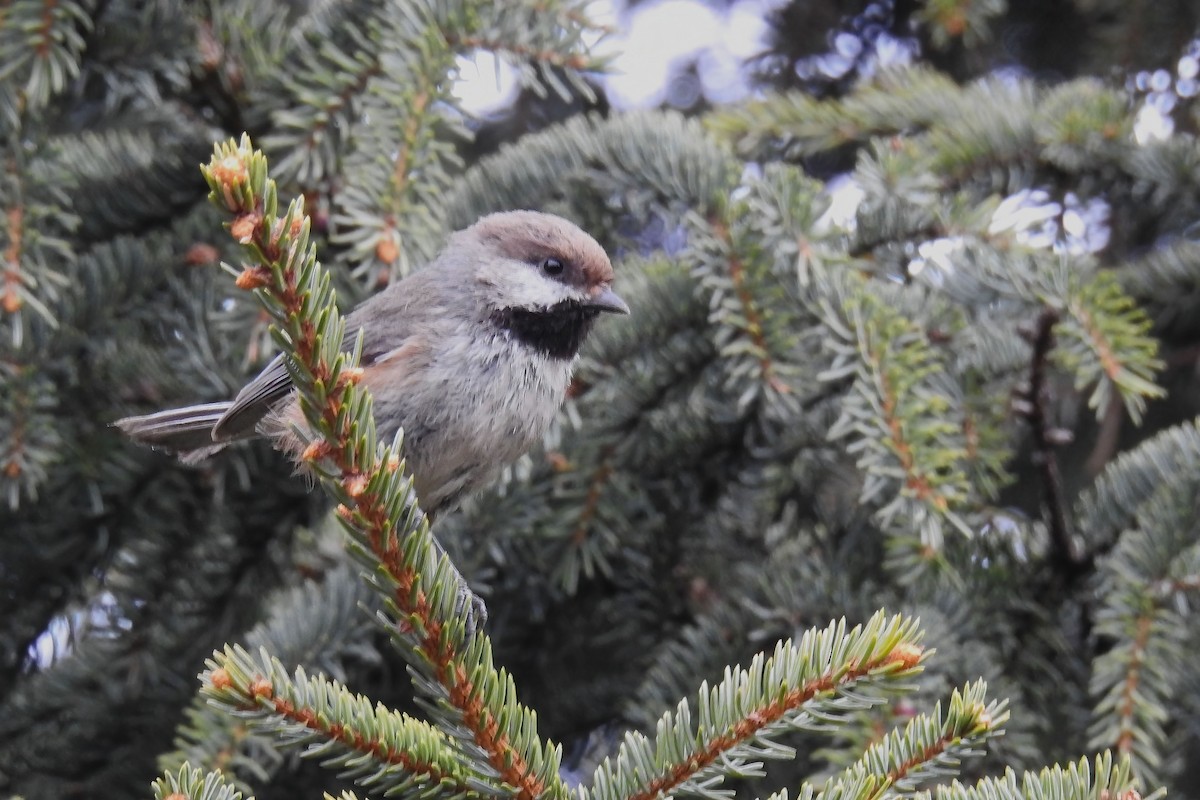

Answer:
[114,402,247,463]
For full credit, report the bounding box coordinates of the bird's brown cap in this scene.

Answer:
[469,210,614,290]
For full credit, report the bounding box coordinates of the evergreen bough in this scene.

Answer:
[3,2,1199,799]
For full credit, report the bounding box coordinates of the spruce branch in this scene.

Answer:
[675,169,815,421]
[737,162,829,285]
[709,67,1139,198]
[0,0,92,118]
[1055,271,1164,424]
[1034,80,1130,173]
[621,607,749,735]
[920,246,1164,426]
[919,0,1007,49]
[197,135,567,800]
[330,17,459,280]
[434,0,608,100]
[1075,418,1200,550]
[161,564,380,791]
[706,65,960,162]
[703,210,789,398]
[200,0,293,113]
[1088,476,1200,783]
[0,364,60,509]
[919,79,1038,184]
[264,38,385,186]
[444,110,737,232]
[1118,238,1200,333]
[47,122,216,240]
[920,752,1142,800]
[582,611,926,800]
[327,0,605,281]
[540,439,660,595]
[241,1,392,175]
[1012,307,1086,575]
[153,764,247,800]
[820,681,1008,800]
[554,442,620,594]
[3,192,24,317]
[529,0,613,33]
[1,146,77,340]
[816,271,974,557]
[957,387,1014,504]
[200,644,484,800]
[819,681,1008,799]
[444,33,596,71]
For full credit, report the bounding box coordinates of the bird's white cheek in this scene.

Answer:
[477,261,582,310]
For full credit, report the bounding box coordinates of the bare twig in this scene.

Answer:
[1014,307,1090,575]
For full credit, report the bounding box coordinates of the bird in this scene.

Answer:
[116,210,629,520]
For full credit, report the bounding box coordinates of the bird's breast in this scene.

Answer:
[370,331,574,516]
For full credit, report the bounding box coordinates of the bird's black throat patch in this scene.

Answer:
[492,301,601,360]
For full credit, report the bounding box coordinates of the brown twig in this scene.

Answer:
[216,672,476,795]
[708,215,790,394]
[625,644,924,800]
[1084,396,1123,478]
[1114,614,1152,755]
[3,161,24,314]
[570,446,615,546]
[1015,307,1090,575]
[209,143,550,800]
[884,733,960,791]
[264,242,543,800]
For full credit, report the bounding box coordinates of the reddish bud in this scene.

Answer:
[942,10,967,37]
[688,576,718,608]
[344,473,368,498]
[235,266,271,290]
[300,441,331,463]
[566,377,589,399]
[230,211,261,244]
[545,451,572,472]
[339,366,365,387]
[196,22,222,71]
[375,236,399,265]
[210,154,249,187]
[184,242,220,266]
[210,668,233,690]
[885,643,924,670]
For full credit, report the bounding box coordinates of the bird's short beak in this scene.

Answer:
[589,286,630,315]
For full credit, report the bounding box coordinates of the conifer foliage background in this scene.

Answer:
[2,1,1200,798]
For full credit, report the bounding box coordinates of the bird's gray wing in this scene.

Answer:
[210,282,421,440]
[213,322,372,439]
[210,352,296,440]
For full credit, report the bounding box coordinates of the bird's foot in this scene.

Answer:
[456,585,489,641]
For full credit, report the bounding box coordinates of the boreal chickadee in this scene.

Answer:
[117,210,629,518]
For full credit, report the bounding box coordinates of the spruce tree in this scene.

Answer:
[1,2,1198,800]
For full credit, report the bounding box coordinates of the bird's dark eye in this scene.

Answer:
[541,257,565,276]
